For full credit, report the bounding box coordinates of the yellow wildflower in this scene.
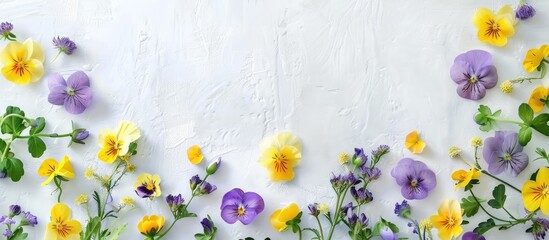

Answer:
[430,199,463,240]
[338,152,350,165]
[499,80,513,94]
[37,156,75,186]
[187,145,204,164]
[84,167,94,180]
[448,147,461,158]
[523,45,549,72]
[137,215,165,237]
[317,203,329,215]
[98,121,141,164]
[470,137,483,147]
[451,168,481,190]
[522,167,549,216]
[0,38,44,84]
[75,194,88,205]
[45,203,82,240]
[528,86,549,113]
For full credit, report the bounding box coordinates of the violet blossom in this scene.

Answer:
[391,158,436,200]
[47,71,93,114]
[450,50,498,100]
[483,131,528,176]
[53,36,77,55]
[462,231,486,240]
[220,188,264,225]
[515,3,536,20]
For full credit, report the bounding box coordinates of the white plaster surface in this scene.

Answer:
[1,0,549,239]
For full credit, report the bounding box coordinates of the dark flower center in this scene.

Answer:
[484,19,501,39]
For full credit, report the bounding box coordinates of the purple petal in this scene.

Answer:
[391,159,414,186]
[417,169,437,190]
[74,86,93,107]
[477,65,498,89]
[221,188,244,210]
[401,184,427,200]
[450,61,472,84]
[67,71,90,90]
[135,185,154,198]
[46,73,66,91]
[454,50,493,72]
[501,131,521,153]
[48,86,68,106]
[509,152,528,176]
[220,206,239,224]
[64,96,86,114]
[242,192,265,213]
[457,81,486,100]
[239,209,258,225]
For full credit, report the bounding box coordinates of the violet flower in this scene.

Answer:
[166,194,184,211]
[198,181,217,195]
[75,130,89,141]
[3,229,11,238]
[353,148,368,167]
[483,131,528,176]
[341,202,353,216]
[360,166,381,181]
[53,36,77,55]
[394,200,411,218]
[220,188,264,225]
[200,217,214,235]
[532,218,549,240]
[308,203,319,216]
[47,71,93,114]
[516,3,536,20]
[21,211,37,227]
[350,186,373,205]
[8,205,21,216]
[462,231,486,240]
[346,209,368,229]
[450,50,498,100]
[189,174,202,191]
[391,158,436,200]
[380,227,398,240]
[0,22,14,40]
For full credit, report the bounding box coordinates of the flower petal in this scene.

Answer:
[23,38,44,62]
[46,73,67,90]
[239,209,258,225]
[450,61,472,84]
[242,192,265,213]
[454,50,493,72]
[51,203,71,221]
[221,188,244,210]
[457,81,486,100]
[66,71,90,90]
[522,180,542,212]
[25,58,44,82]
[117,120,141,143]
[48,85,68,106]
[74,86,93,107]
[37,158,58,177]
[221,206,239,224]
[64,94,87,114]
[477,65,498,89]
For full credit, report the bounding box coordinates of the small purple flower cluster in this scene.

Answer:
[1,205,37,238]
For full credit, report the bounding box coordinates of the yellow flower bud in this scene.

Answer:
[317,203,329,215]
[448,146,461,158]
[338,153,350,165]
[419,218,433,231]
[84,167,94,180]
[470,137,483,148]
[500,80,513,94]
[75,194,88,205]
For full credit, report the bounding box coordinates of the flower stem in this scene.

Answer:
[480,170,521,193]
[54,177,63,203]
[51,51,62,63]
[326,191,344,240]
[487,116,524,126]
[156,219,179,240]
[502,206,518,221]
[469,190,512,223]
[314,215,325,240]
[509,76,544,84]
[16,133,72,139]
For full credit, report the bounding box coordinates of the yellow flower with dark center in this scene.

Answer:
[0,38,44,84]
[528,86,549,113]
[137,215,165,237]
[522,167,549,216]
[269,203,300,232]
[45,203,82,240]
[187,145,204,164]
[134,173,162,199]
[430,199,463,240]
[98,120,140,164]
[259,131,302,181]
[523,45,549,73]
[473,5,516,47]
[37,156,75,186]
[405,130,425,154]
[451,168,481,190]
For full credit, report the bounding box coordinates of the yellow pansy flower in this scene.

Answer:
[134,173,162,199]
[451,168,481,190]
[473,5,516,47]
[528,86,549,113]
[187,145,204,164]
[270,203,300,232]
[430,199,463,240]
[522,167,549,216]
[523,45,549,73]
[37,156,75,186]
[259,131,302,181]
[137,215,165,237]
[0,38,44,84]
[98,120,141,164]
[45,203,82,240]
[405,130,425,154]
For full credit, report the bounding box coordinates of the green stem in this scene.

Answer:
[54,177,63,203]
[51,51,62,63]
[314,215,325,240]
[16,133,72,139]
[298,226,303,240]
[509,77,543,84]
[156,219,179,240]
[487,116,524,126]
[469,190,512,223]
[481,170,521,193]
[502,206,519,221]
[326,192,343,240]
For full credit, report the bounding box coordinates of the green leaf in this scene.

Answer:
[461,196,485,217]
[474,219,496,236]
[535,148,549,163]
[487,184,506,209]
[531,113,549,136]
[27,136,46,158]
[6,158,24,182]
[519,103,534,123]
[29,117,46,135]
[530,169,539,181]
[518,127,532,146]
[107,223,127,240]
[1,106,27,134]
[475,105,500,132]
[0,138,7,153]
[540,62,547,78]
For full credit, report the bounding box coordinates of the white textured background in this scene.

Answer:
[1,0,549,239]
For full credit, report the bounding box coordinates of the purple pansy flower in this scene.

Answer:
[53,36,77,55]
[391,158,436,200]
[483,131,528,176]
[450,50,498,100]
[515,3,536,20]
[220,188,264,225]
[47,71,93,114]
[462,231,486,240]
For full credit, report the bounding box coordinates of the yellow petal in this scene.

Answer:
[270,203,300,231]
[497,18,515,38]
[2,63,32,84]
[23,38,45,62]
[496,5,517,25]
[280,146,301,167]
[473,8,494,29]
[259,147,279,166]
[269,209,286,231]
[41,174,56,187]
[152,174,162,197]
[522,180,542,212]
[187,145,204,164]
[528,86,548,113]
[64,219,83,237]
[275,131,302,152]
[57,155,75,179]
[97,131,119,163]
[37,158,58,177]
[50,203,71,222]
[25,58,44,82]
[98,146,118,164]
[98,129,117,147]
[536,167,549,186]
[0,41,24,64]
[116,120,140,143]
[267,163,295,181]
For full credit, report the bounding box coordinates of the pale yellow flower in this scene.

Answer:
[84,167,94,180]
[500,80,513,93]
[338,153,350,165]
[121,196,135,207]
[470,137,483,147]
[317,203,329,215]
[448,146,461,158]
[75,194,88,205]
